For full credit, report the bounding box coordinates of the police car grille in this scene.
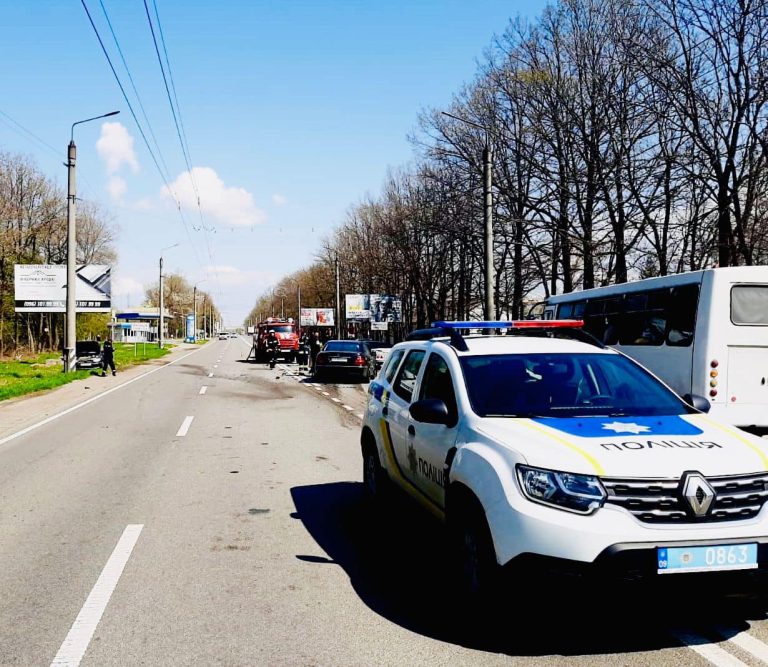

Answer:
[601,472,768,523]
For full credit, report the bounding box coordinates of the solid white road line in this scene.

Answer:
[0,349,202,451]
[718,628,768,664]
[673,632,750,667]
[176,416,195,437]
[50,524,143,667]
[208,372,214,378]
[199,386,208,395]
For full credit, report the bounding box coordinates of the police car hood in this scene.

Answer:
[475,413,768,477]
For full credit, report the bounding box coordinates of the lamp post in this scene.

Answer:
[64,110,120,372]
[441,111,494,321]
[193,279,207,341]
[158,243,179,348]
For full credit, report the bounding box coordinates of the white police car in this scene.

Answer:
[361,320,768,595]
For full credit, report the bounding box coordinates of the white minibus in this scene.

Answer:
[543,266,768,433]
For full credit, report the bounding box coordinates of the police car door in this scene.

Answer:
[387,349,427,488]
[411,352,459,507]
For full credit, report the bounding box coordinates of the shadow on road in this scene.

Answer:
[290,481,768,657]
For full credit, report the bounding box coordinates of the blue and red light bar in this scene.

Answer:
[432,320,584,329]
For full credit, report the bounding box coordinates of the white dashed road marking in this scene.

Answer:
[50,524,144,667]
[199,386,208,395]
[344,405,354,411]
[673,632,750,667]
[208,373,214,378]
[717,628,768,664]
[331,398,341,403]
[322,391,330,396]
[176,416,194,437]
[214,365,218,369]
[356,413,364,419]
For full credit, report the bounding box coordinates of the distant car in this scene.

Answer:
[229,332,238,339]
[361,340,393,370]
[314,340,376,382]
[218,332,228,340]
[75,340,102,370]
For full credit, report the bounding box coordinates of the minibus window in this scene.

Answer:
[731,286,768,325]
[666,285,698,345]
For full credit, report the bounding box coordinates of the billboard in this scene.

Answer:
[346,294,402,322]
[300,307,335,327]
[14,264,111,312]
[345,294,371,320]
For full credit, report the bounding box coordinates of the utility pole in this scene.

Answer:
[441,111,495,321]
[159,255,164,348]
[64,139,77,372]
[193,285,197,341]
[483,142,494,320]
[64,110,119,372]
[297,286,301,334]
[335,256,341,339]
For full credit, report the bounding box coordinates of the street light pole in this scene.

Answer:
[158,243,179,349]
[441,111,495,320]
[483,142,494,320]
[335,256,341,339]
[193,279,207,341]
[64,110,119,372]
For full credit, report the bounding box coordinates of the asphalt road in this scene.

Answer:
[2,337,768,666]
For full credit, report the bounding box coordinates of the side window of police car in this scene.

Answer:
[419,353,458,427]
[392,350,426,402]
[384,349,405,383]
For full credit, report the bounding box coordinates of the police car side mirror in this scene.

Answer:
[410,398,451,425]
[683,393,711,413]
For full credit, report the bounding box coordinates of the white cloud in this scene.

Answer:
[113,276,144,297]
[107,176,127,201]
[162,167,266,227]
[202,265,277,288]
[132,197,155,211]
[96,122,139,174]
[272,194,287,206]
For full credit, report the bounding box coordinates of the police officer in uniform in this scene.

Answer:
[101,338,116,376]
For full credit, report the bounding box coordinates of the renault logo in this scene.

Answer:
[681,472,715,517]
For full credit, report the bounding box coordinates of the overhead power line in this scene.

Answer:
[98,0,172,186]
[79,0,205,270]
[0,108,60,157]
[144,0,223,299]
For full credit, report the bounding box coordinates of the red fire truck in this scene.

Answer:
[254,318,300,362]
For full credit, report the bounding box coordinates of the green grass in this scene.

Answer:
[0,343,173,402]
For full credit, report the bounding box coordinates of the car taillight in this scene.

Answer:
[354,355,365,366]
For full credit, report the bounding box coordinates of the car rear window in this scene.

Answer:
[324,341,363,353]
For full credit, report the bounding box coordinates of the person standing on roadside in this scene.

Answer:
[101,337,116,377]
[309,331,322,374]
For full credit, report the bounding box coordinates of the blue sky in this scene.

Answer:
[1,0,547,326]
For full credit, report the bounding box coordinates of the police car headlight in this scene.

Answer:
[516,465,605,514]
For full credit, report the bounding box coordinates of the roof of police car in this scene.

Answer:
[404,334,615,356]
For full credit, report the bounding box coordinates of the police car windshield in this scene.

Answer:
[460,352,688,418]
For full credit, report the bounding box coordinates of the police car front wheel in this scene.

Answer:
[453,503,500,599]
